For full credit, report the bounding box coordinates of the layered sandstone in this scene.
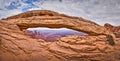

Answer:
[0,10,120,61]
[104,23,120,38]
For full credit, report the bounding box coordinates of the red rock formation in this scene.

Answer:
[104,23,120,38]
[0,10,120,61]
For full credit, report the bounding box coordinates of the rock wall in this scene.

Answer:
[104,23,120,38]
[0,10,120,61]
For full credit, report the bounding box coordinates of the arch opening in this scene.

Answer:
[23,27,89,42]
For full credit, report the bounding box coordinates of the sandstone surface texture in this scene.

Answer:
[104,23,120,38]
[0,10,120,61]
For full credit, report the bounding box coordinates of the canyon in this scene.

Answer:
[25,27,88,42]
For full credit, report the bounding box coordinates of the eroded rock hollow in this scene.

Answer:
[0,10,120,61]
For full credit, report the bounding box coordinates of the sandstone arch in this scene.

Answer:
[0,10,119,61]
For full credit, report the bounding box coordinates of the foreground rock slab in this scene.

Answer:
[0,10,120,61]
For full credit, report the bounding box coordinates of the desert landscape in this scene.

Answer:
[0,10,120,61]
[25,27,88,42]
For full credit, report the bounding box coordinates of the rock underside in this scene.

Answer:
[0,10,120,61]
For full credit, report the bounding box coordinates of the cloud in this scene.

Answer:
[0,0,15,8]
[31,0,120,26]
[0,0,120,26]
[0,0,37,18]
[0,9,22,18]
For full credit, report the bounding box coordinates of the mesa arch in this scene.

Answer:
[4,10,115,44]
[4,10,113,35]
[0,10,119,61]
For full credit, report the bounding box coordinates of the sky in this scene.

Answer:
[0,0,120,26]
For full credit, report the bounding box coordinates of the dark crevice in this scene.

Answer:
[114,32,120,38]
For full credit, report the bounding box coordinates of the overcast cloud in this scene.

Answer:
[0,0,120,26]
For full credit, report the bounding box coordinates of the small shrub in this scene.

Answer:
[106,35,115,45]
